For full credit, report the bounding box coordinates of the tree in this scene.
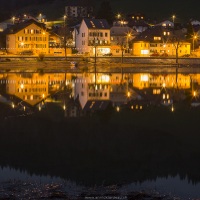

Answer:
[96,0,114,25]
[186,22,194,40]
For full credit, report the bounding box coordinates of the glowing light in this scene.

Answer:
[116,106,120,112]
[20,84,24,89]
[141,74,148,81]
[63,105,66,110]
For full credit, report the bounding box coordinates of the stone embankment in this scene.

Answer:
[0,56,200,72]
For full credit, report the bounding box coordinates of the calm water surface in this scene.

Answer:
[1,70,200,199]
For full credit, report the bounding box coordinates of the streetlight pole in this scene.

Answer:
[172,15,175,23]
[126,33,131,54]
[193,35,197,52]
[64,15,67,60]
[12,17,15,24]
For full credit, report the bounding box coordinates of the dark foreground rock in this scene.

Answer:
[0,180,181,200]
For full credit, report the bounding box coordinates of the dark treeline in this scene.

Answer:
[0,0,54,21]
[1,104,200,186]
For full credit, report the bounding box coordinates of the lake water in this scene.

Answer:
[1,70,200,199]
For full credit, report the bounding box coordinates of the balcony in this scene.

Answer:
[88,40,110,46]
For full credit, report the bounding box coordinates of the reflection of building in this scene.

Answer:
[74,73,110,108]
[5,73,67,106]
[74,73,138,108]
[132,73,191,90]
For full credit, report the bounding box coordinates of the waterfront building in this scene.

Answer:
[74,18,111,56]
[5,19,49,55]
[132,25,191,56]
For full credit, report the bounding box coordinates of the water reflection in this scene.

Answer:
[1,71,200,198]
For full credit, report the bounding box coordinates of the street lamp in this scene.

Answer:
[117,13,121,20]
[12,17,15,24]
[193,34,197,52]
[39,13,42,22]
[172,15,175,23]
[63,15,67,59]
[126,33,131,54]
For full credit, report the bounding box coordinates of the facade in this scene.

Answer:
[5,19,49,55]
[132,26,191,56]
[75,18,111,55]
[110,25,137,56]
[65,0,93,18]
[155,20,174,28]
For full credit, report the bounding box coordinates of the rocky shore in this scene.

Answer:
[0,180,181,200]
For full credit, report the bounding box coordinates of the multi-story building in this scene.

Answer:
[110,24,137,56]
[5,19,49,55]
[74,18,111,55]
[65,0,94,18]
[132,26,191,56]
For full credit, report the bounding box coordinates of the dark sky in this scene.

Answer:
[109,0,200,22]
[0,0,199,23]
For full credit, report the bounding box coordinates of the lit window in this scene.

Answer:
[141,50,149,54]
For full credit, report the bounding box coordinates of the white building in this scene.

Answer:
[74,18,111,55]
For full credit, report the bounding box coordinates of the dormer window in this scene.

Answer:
[163,31,170,36]
[154,36,161,40]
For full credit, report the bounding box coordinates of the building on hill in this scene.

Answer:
[65,0,94,19]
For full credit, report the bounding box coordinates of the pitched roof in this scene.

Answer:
[133,26,188,43]
[83,100,112,112]
[83,18,110,29]
[5,19,46,34]
[110,26,137,36]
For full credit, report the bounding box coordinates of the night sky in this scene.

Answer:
[0,0,199,22]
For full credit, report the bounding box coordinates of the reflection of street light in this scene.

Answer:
[193,34,197,52]
[93,37,98,90]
